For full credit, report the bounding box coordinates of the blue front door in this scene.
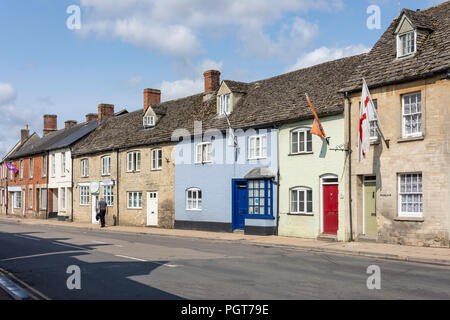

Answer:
[232,180,247,230]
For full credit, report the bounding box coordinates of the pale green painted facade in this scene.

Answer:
[278,114,347,241]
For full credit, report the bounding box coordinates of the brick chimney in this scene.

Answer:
[21,124,29,143]
[98,104,114,123]
[203,70,221,93]
[65,120,77,129]
[86,113,98,123]
[43,115,57,136]
[144,89,161,113]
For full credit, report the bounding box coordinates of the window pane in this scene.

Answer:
[299,132,305,152]
[292,132,298,153]
[307,131,312,151]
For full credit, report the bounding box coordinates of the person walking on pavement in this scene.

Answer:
[97,197,108,228]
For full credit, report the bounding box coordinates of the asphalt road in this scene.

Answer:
[0,220,449,300]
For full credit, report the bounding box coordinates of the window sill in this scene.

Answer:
[397,135,424,143]
[101,174,111,177]
[127,207,143,210]
[186,209,202,212]
[151,168,162,171]
[287,213,314,216]
[394,216,424,222]
[248,158,267,161]
[245,215,275,220]
[288,152,313,156]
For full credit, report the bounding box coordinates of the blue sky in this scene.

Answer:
[0,0,446,157]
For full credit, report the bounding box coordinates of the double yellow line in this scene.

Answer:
[0,267,51,300]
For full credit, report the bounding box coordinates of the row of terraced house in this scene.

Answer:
[1,4,449,247]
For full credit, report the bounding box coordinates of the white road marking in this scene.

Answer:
[115,255,147,262]
[52,242,86,250]
[90,240,107,244]
[14,235,41,241]
[152,262,183,268]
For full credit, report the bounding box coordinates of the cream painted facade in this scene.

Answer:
[48,148,72,218]
[73,143,175,228]
[345,75,450,247]
[278,115,348,241]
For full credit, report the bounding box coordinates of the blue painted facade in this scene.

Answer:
[174,126,278,234]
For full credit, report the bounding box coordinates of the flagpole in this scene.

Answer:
[345,92,354,242]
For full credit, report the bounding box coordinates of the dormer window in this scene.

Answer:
[219,94,231,115]
[143,116,155,127]
[398,31,416,57]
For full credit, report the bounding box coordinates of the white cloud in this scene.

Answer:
[76,0,344,61]
[0,83,16,105]
[0,83,40,159]
[286,44,371,71]
[159,79,203,102]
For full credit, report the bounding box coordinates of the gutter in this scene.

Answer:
[275,125,280,236]
[70,147,74,222]
[45,151,49,220]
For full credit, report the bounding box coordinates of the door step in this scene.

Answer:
[357,235,378,243]
[233,229,244,234]
[317,234,337,242]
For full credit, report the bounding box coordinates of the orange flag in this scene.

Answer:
[305,94,326,141]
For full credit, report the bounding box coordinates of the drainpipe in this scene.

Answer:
[345,92,354,242]
[70,149,74,222]
[116,149,119,226]
[5,163,8,216]
[45,152,49,220]
[275,126,280,236]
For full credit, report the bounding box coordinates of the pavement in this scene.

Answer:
[1,215,449,267]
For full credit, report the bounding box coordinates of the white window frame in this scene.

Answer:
[41,188,47,210]
[61,152,66,176]
[291,129,312,154]
[127,151,141,172]
[29,187,33,209]
[29,158,33,178]
[195,143,212,164]
[368,99,379,141]
[13,191,21,209]
[219,94,231,115]
[103,185,114,207]
[186,188,202,211]
[81,159,89,177]
[290,187,313,215]
[51,154,56,177]
[61,187,66,210]
[42,155,47,177]
[127,192,142,209]
[80,186,89,206]
[398,173,423,218]
[101,156,111,176]
[397,30,416,58]
[248,134,267,160]
[19,160,23,180]
[143,116,155,127]
[402,92,422,138]
[151,149,163,170]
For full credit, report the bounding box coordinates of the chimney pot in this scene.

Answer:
[43,114,57,136]
[98,104,114,123]
[65,120,78,129]
[21,125,30,143]
[203,70,221,93]
[144,89,161,113]
[86,113,98,123]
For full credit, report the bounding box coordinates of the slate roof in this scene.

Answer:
[2,133,39,162]
[73,54,364,157]
[223,80,248,93]
[7,121,98,160]
[341,1,450,93]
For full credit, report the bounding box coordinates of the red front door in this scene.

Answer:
[323,184,339,235]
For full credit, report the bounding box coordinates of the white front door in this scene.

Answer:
[146,192,158,226]
[92,195,99,224]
